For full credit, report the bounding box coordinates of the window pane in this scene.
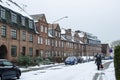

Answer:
[3,61,13,66]
[0,8,5,19]
[29,34,33,42]
[11,12,17,23]
[21,17,25,26]
[11,29,17,39]
[22,31,26,41]
[29,47,33,56]
[41,25,44,32]
[29,20,33,29]
[11,45,17,57]
[1,25,6,37]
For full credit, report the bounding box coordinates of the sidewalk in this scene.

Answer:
[92,61,113,80]
[20,63,64,73]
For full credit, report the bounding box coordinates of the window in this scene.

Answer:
[1,25,6,37]
[29,34,33,42]
[46,39,48,45]
[21,16,25,26]
[45,27,47,33]
[11,12,17,23]
[11,29,17,39]
[22,31,26,41]
[59,41,61,47]
[0,7,5,19]
[52,39,54,46]
[61,41,64,47]
[22,47,26,56]
[55,31,57,36]
[38,37,43,44]
[11,45,17,57]
[55,40,57,47]
[29,20,33,29]
[29,47,33,56]
[58,32,61,37]
[40,50,43,57]
[48,39,50,45]
[40,25,44,32]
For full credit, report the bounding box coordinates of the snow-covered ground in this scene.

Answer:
[103,62,116,80]
[19,60,115,80]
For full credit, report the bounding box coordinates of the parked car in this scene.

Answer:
[65,56,78,65]
[77,56,84,63]
[0,59,21,80]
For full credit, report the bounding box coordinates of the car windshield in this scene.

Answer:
[3,61,13,66]
[66,57,75,61]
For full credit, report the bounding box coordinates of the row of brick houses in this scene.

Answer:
[0,0,107,63]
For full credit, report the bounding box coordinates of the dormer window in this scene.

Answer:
[0,7,6,19]
[21,16,25,26]
[11,12,17,23]
[29,20,33,29]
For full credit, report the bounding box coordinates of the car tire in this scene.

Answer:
[16,72,21,79]
[16,74,20,79]
[17,76,20,79]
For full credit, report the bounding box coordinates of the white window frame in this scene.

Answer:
[22,31,26,41]
[21,16,25,26]
[11,29,17,39]
[41,25,44,32]
[11,12,17,23]
[38,37,43,44]
[29,20,33,29]
[45,27,47,33]
[0,7,5,19]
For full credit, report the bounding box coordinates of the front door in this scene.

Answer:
[0,45,7,59]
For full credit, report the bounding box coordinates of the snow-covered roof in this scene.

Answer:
[0,0,32,19]
[78,32,85,37]
[80,41,83,44]
[61,36,66,40]
[48,29,54,37]
[61,29,65,34]
[48,32,53,37]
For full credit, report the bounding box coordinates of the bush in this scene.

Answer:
[34,57,54,65]
[34,56,43,65]
[114,45,120,80]
[18,55,32,67]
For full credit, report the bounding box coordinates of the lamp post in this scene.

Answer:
[51,16,68,63]
[52,16,68,23]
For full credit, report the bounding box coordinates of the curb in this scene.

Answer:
[21,63,64,73]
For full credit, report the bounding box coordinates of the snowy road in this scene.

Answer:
[18,60,115,80]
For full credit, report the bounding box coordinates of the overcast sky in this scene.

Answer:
[15,0,120,43]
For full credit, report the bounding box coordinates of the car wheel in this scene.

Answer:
[17,75,20,79]
[16,74,20,79]
[16,72,21,79]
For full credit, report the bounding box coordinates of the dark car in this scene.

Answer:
[0,59,21,80]
[65,56,78,65]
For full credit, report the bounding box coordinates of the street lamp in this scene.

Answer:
[52,16,68,23]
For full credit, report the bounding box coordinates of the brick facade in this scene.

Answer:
[0,1,103,63]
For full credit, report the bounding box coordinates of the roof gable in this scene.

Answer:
[48,23,61,31]
[31,14,47,23]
